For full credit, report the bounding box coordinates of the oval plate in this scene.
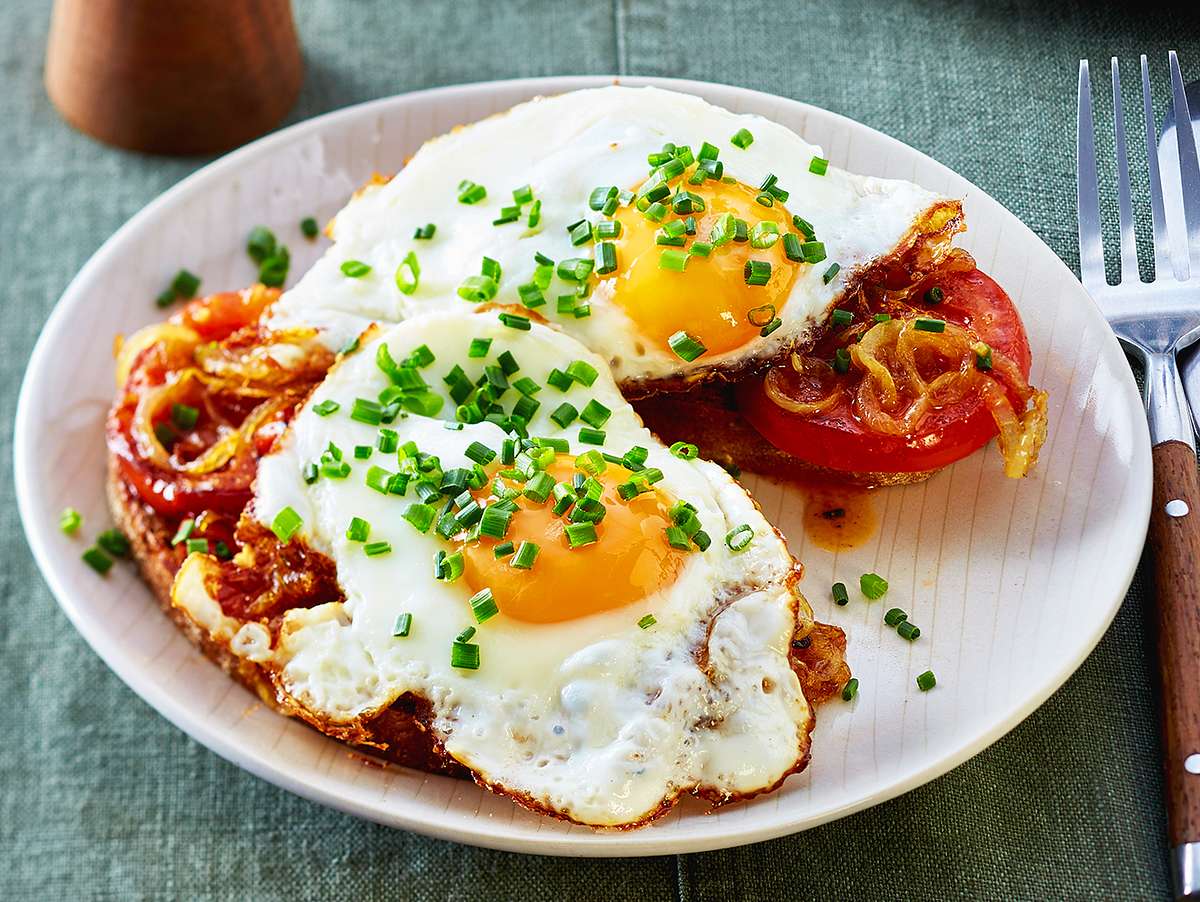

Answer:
[14,76,1151,855]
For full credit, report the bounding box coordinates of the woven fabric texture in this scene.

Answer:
[2,1,1196,898]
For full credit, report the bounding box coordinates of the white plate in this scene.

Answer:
[15,76,1151,856]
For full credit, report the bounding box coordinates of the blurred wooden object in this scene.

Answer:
[45,0,302,155]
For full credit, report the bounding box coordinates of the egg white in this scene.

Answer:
[246,309,811,826]
[266,85,948,385]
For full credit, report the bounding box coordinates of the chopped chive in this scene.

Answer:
[594,219,621,240]
[833,347,851,374]
[451,641,480,670]
[924,286,944,305]
[546,368,573,391]
[730,128,754,149]
[341,260,372,278]
[493,541,515,559]
[799,240,826,264]
[498,312,531,330]
[363,541,392,557]
[392,612,413,637]
[184,537,209,555]
[338,336,360,356]
[782,233,804,262]
[914,318,945,333]
[557,257,594,282]
[596,241,617,275]
[395,251,420,295]
[898,621,921,641]
[567,219,593,246]
[841,677,860,701]
[744,260,772,287]
[733,219,749,243]
[440,550,466,582]
[565,360,598,387]
[579,399,611,429]
[832,582,849,606]
[690,241,713,258]
[550,402,578,427]
[710,212,735,246]
[171,269,201,298]
[792,215,816,239]
[513,376,540,396]
[637,613,657,629]
[511,541,540,569]
[658,249,689,271]
[479,505,513,540]
[413,223,437,240]
[760,316,783,337]
[809,156,829,175]
[312,399,339,416]
[578,427,606,445]
[96,529,130,557]
[565,522,598,548]
[271,507,303,543]
[403,502,436,533]
[170,403,199,430]
[755,193,774,208]
[884,608,908,626]
[873,313,893,323]
[469,588,499,623]
[665,525,692,551]
[353,445,372,460]
[916,669,936,691]
[59,507,82,535]
[747,304,777,328]
[644,201,668,223]
[831,308,854,326]
[822,262,841,284]
[750,221,780,249]
[457,180,487,204]
[82,547,113,574]
[346,517,370,542]
[464,441,496,465]
[458,274,498,302]
[692,530,711,551]
[526,199,542,228]
[300,217,319,239]
[513,184,534,204]
[860,572,889,599]
[302,462,319,484]
[667,330,706,362]
[669,441,699,460]
[493,205,521,225]
[975,342,993,371]
[725,524,754,551]
[467,337,492,359]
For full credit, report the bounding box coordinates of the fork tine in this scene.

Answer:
[1111,58,1140,282]
[1142,55,1176,280]
[1170,50,1200,276]
[1077,60,1107,289]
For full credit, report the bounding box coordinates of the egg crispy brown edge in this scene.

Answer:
[109,442,850,826]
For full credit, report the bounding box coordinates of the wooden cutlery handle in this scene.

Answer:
[1149,440,1200,850]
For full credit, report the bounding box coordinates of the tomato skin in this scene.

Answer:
[179,288,276,342]
[737,266,1032,475]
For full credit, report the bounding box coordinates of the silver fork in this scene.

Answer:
[1078,51,1200,901]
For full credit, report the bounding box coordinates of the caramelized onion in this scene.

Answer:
[764,354,842,416]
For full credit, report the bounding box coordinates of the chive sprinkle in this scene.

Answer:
[312,399,340,416]
[897,621,921,641]
[744,260,772,286]
[860,572,889,599]
[59,508,82,535]
[82,547,113,574]
[395,251,420,295]
[637,614,657,629]
[511,541,540,569]
[346,517,370,542]
[914,318,945,333]
[393,613,413,637]
[760,317,783,337]
[832,582,849,606]
[916,669,936,691]
[725,524,754,551]
[301,217,319,239]
[731,128,755,149]
[924,286,944,305]
[822,262,842,284]
[340,260,372,278]
[451,641,480,670]
[667,331,706,362]
[809,156,829,175]
[271,507,303,543]
[470,588,499,623]
[831,308,854,327]
[884,608,908,626]
[363,541,392,557]
[841,678,860,701]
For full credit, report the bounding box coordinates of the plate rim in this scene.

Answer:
[14,74,1153,856]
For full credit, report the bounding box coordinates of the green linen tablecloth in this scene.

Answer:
[2,1,1196,898]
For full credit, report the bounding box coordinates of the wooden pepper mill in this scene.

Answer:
[45,0,303,155]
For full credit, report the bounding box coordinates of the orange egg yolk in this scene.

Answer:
[601,172,801,357]
[459,457,686,624]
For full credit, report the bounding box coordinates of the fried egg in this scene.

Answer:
[180,308,814,826]
[267,85,955,389]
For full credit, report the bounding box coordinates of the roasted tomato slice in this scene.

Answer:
[737,263,1037,476]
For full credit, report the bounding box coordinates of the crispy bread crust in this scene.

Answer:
[106,455,468,776]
